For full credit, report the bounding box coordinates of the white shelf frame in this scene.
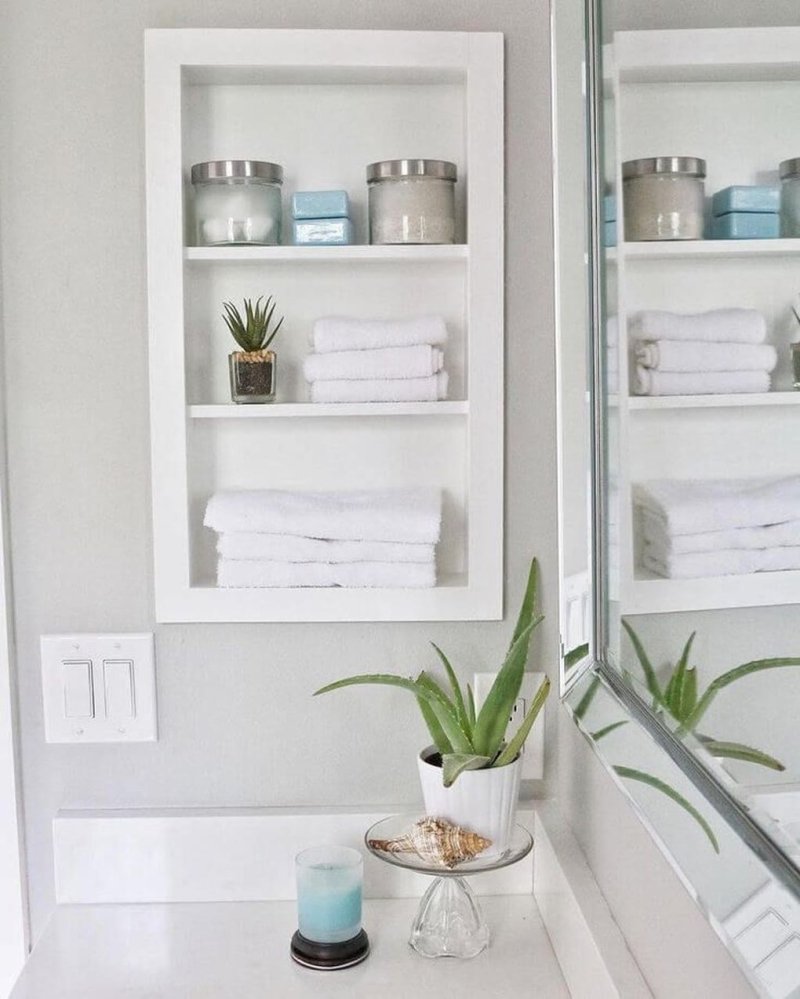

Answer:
[612,239,800,261]
[185,245,469,263]
[189,402,469,419]
[628,393,800,411]
[145,29,504,623]
[623,571,800,616]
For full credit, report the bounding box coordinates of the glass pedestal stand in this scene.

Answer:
[365,815,533,959]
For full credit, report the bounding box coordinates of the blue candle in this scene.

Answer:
[296,846,363,944]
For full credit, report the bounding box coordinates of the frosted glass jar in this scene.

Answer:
[367,159,457,244]
[191,160,283,246]
[623,157,706,241]
[779,158,800,236]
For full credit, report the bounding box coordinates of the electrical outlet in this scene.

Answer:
[473,671,546,779]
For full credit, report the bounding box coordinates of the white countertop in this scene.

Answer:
[11,896,570,998]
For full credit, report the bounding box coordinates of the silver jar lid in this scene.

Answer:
[366,159,457,183]
[190,160,283,184]
[622,157,706,180]
[780,158,800,180]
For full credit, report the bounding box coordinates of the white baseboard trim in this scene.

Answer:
[53,806,534,905]
[534,800,652,998]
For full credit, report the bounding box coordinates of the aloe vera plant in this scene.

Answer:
[314,557,550,787]
[623,619,800,772]
[222,295,284,353]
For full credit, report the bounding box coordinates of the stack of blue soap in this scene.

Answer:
[710,186,780,240]
[291,190,354,246]
[603,194,617,247]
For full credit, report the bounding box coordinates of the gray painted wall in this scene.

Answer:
[0,0,558,937]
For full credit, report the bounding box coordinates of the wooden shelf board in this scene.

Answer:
[188,401,469,419]
[184,244,469,263]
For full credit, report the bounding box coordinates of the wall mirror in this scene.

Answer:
[554,0,800,993]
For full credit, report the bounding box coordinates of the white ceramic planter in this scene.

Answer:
[417,746,521,859]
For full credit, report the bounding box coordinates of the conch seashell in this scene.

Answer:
[369,816,491,869]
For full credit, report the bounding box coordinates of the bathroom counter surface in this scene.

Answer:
[11,896,570,998]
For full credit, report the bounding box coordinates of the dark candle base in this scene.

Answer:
[290,929,370,970]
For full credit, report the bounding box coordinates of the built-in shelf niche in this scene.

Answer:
[145,29,504,622]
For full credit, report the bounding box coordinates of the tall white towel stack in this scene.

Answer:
[304,317,449,403]
[634,477,800,578]
[630,309,776,396]
[204,488,442,588]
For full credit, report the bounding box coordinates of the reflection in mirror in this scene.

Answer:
[599,7,800,880]
[566,670,800,998]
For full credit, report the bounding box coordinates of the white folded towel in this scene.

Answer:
[218,558,436,588]
[311,371,448,404]
[205,488,442,543]
[634,367,770,396]
[218,533,435,564]
[642,546,800,580]
[629,309,767,345]
[634,477,800,536]
[640,510,800,556]
[304,345,444,383]
[311,316,448,354]
[635,340,777,373]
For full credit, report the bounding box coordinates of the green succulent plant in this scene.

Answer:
[222,295,284,353]
[623,619,800,771]
[314,557,551,787]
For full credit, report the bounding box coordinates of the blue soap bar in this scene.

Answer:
[603,194,617,222]
[292,218,354,246]
[292,190,350,220]
[711,185,780,217]
[603,219,617,247]
[710,211,779,240]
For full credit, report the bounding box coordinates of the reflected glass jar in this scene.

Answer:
[780,158,800,236]
[191,160,283,246]
[367,159,457,244]
[623,157,706,241]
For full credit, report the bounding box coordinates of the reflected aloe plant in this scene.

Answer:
[572,673,720,852]
[623,620,800,773]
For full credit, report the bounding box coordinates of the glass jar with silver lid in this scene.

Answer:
[780,158,800,237]
[622,156,706,241]
[367,159,457,245]
[191,160,283,246]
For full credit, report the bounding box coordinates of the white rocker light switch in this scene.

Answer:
[41,634,156,743]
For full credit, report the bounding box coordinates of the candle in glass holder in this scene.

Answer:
[295,846,363,944]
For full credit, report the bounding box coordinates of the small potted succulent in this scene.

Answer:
[315,558,550,858]
[223,295,284,403]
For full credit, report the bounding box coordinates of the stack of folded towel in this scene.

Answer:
[303,317,448,403]
[634,477,800,579]
[630,309,777,396]
[204,488,441,588]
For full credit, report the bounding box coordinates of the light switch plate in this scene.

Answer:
[41,633,157,744]
[473,671,546,779]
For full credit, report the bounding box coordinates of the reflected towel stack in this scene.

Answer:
[630,309,776,396]
[634,477,800,578]
[204,488,441,588]
[304,317,449,403]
